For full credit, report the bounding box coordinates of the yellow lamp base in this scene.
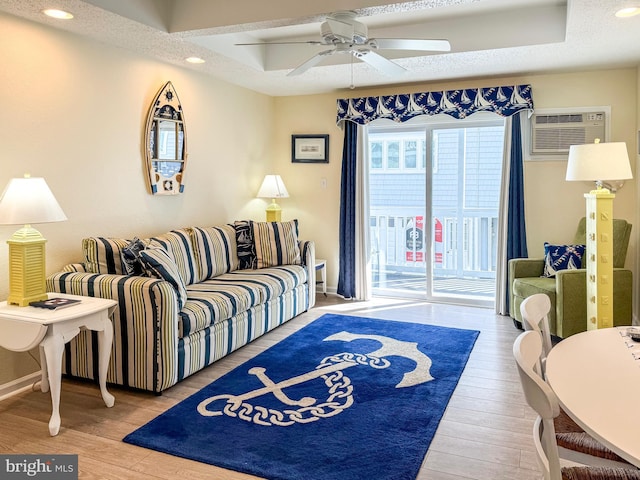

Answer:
[6,225,48,306]
[584,189,615,330]
[265,199,282,222]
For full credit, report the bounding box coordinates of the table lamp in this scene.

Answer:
[257,175,289,222]
[565,140,632,329]
[0,175,67,306]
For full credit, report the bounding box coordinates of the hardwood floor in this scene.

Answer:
[0,295,542,479]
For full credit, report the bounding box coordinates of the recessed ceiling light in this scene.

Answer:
[186,57,205,64]
[615,7,640,17]
[43,9,74,19]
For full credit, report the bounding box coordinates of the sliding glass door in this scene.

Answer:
[369,116,505,307]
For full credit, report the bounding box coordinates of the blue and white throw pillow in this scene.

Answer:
[543,243,586,278]
[139,246,188,308]
[121,237,147,276]
[234,220,257,270]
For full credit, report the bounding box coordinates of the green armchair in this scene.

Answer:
[509,217,632,338]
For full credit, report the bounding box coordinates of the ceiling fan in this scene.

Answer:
[236,11,451,77]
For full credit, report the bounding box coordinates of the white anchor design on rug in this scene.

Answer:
[196,332,434,426]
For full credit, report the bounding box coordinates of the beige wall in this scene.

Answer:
[0,12,275,385]
[273,69,639,293]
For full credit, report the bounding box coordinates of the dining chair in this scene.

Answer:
[520,293,554,373]
[521,293,583,434]
[513,331,640,479]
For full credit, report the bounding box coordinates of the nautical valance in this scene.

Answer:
[336,84,533,125]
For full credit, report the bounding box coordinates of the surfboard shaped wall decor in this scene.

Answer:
[144,81,187,195]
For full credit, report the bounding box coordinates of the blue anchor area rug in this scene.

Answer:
[123,314,480,480]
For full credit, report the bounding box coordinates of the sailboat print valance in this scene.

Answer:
[336,84,533,125]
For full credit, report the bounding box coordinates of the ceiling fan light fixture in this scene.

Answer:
[321,11,367,44]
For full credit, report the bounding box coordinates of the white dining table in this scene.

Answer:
[545,326,640,467]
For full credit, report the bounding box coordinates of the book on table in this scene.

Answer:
[29,298,81,310]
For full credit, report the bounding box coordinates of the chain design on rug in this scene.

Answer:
[197,331,434,426]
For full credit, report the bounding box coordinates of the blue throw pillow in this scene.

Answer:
[543,243,586,278]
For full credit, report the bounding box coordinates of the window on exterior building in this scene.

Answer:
[365,132,426,173]
[387,142,400,169]
[370,142,383,169]
[404,140,417,168]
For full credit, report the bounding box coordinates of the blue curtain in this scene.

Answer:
[337,121,358,298]
[507,113,528,264]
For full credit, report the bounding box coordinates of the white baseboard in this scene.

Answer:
[0,372,41,402]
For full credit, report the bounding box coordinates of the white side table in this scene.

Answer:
[0,293,117,436]
[315,259,327,296]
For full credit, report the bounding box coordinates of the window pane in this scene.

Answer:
[404,140,417,168]
[387,142,400,169]
[370,142,383,169]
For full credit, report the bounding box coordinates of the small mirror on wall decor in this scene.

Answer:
[144,81,188,195]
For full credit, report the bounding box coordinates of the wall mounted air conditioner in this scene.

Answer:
[530,111,606,156]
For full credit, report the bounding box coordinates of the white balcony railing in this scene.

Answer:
[370,210,498,281]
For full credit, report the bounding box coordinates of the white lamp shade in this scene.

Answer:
[257,175,289,199]
[566,142,633,182]
[0,177,67,225]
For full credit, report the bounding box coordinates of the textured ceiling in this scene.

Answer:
[1,0,639,96]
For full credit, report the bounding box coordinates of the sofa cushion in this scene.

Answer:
[178,265,308,337]
[83,237,130,275]
[151,229,199,285]
[234,220,258,270]
[140,246,188,309]
[180,282,262,337]
[252,220,301,269]
[222,265,308,302]
[543,243,585,278]
[191,225,239,281]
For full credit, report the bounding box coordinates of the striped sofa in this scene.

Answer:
[47,222,315,393]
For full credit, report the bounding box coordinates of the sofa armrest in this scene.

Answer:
[299,240,316,309]
[46,271,180,393]
[61,263,89,273]
[555,268,632,338]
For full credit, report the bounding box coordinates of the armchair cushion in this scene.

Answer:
[573,217,632,268]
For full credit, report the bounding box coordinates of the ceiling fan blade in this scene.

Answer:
[236,40,325,46]
[287,49,334,76]
[370,38,451,52]
[356,50,406,76]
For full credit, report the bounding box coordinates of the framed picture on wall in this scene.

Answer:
[292,134,329,163]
